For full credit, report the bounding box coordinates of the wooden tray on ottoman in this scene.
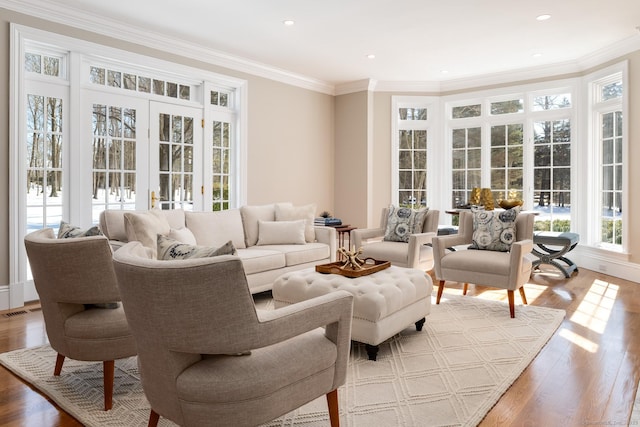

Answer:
[315,259,390,278]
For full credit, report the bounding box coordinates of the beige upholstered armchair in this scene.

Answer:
[351,207,440,271]
[112,242,354,427]
[432,211,535,318]
[23,228,137,410]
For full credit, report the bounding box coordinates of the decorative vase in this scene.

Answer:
[469,188,481,205]
[480,188,494,210]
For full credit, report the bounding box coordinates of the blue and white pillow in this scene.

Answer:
[383,206,429,243]
[58,221,102,239]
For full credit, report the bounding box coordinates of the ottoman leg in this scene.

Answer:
[415,317,426,331]
[365,344,379,361]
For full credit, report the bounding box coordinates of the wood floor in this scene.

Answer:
[0,266,639,426]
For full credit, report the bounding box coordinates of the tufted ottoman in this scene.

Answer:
[273,266,433,360]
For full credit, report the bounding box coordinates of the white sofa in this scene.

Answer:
[99,203,336,294]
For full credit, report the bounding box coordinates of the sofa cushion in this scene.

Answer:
[157,235,236,260]
[186,210,246,249]
[168,227,197,245]
[469,206,520,252]
[240,204,278,247]
[58,221,103,239]
[275,203,316,243]
[236,248,285,275]
[257,220,306,245]
[257,243,330,267]
[383,206,429,243]
[360,241,432,265]
[124,211,171,258]
[99,209,185,242]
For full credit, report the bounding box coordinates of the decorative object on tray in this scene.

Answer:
[469,187,482,205]
[498,189,524,209]
[316,248,391,278]
[480,187,495,210]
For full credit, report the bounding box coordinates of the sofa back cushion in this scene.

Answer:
[240,204,279,247]
[275,203,316,243]
[185,210,247,249]
[99,209,186,242]
[124,211,171,258]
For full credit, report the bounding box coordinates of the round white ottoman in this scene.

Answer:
[273,266,433,360]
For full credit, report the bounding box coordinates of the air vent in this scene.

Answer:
[3,310,28,318]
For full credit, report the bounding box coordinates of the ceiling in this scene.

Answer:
[6,0,640,88]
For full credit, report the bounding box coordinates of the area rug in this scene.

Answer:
[0,294,564,427]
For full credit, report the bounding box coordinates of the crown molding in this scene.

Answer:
[0,0,336,95]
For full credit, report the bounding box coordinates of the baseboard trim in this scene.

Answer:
[573,246,640,283]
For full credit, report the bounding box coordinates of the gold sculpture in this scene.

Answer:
[338,246,365,270]
[480,188,494,210]
[469,187,481,205]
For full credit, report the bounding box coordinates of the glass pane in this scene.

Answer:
[46,134,62,170]
[534,145,551,167]
[398,171,411,190]
[414,151,426,169]
[26,175,44,207]
[153,79,165,95]
[491,169,505,189]
[139,77,151,93]
[93,136,106,169]
[211,91,219,105]
[212,148,221,173]
[220,93,229,107]
[184,117,193,144]
[172,145,183,172]
[159,114,170,142]
[553,168,570,190]
[90,67,105,85]
[508,146,523,167]
[603,165,613,190]
[452,129,465,149]
[602,113,613,138]
[413,171,426,190]
[508,169,523,188]
[535,169,551,190]
[123,140,135,170]
[491,126,505,146]
[508,124,523,145]
[159,144,170,171]
[602,140,613,164]
[532,94,571,111]
[602,82,622,101]
[172,116,183,143]
[468,149,481,168]
[123,73,136,90]
[490,99,523,115]
[222,149,229,174]
[109,107,122,137]
[553,144,570,166]
[25,53,41,73]
[468,170,481,188]
[109,139,122,169]
[615,138,622,163]
[107,70,121,88]
[452,170,465,188]
[184,146,193,173]
[553,120,570,143]
[452,150,465,169]
[452,104,481,119]
[167,82,178,98]
[399,130,411,150]
[27,133,44,168]
[123,108,136,138]
[223,123,230,147]
[415,131,426,149]
[398,151,412,168]
[615,165,622,190]
[47,98,63,132]
[124,172,136,203]
[179,85,190,100]
[534,121,551,144]
[43,56,60,77]
[468,127,481,147]
[28,95,45,131]
[491,147,505,168]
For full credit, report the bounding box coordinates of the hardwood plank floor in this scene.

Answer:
[0,266,638,426]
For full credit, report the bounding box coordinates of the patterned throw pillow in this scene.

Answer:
[469,206,521,252]
[383,206,429,243]
[58,221,103,239]
[157,235,237,260]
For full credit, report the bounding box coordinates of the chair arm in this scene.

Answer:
[508,239,534,289]
[314,226,337,261]
[352,228,385,249]
[432,234,471,280]
[407,232,436,268]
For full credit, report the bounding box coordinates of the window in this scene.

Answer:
[589,71,625,250]
[392,97,437,209]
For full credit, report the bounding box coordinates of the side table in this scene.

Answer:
[334,225,357,259]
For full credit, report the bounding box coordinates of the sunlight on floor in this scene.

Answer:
[558,279,619,353]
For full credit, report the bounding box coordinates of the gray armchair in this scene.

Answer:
[112,241,354,427]
[23,228,136,410]
[432,211,535,318]
[351,208,440,271]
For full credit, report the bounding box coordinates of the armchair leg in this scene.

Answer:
[507,290,515,318]
[463,283,469,295]
[148,409,160,427]
[519,287,528,305]
[436,280,445,304]
[326,389,340,427]
[103,360,115,411]
[54,353,65,376]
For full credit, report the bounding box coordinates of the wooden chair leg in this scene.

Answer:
[54,353,65,376]
[436,280,445,304]
[462,283,469,295]
[519,287,528,305]
[148,409,160,427]
[326,389,340,427]
[103,360,115,411]
[507,290,515,318]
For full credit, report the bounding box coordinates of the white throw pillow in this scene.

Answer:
[257,220,306,245]
[168,227,197,245]
[274,203,316,242]
[124,211,171,258]
[240,204,277,247]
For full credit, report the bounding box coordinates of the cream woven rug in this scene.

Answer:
[0,293,564,427]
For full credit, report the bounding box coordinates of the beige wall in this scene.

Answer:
[0,9,335,286]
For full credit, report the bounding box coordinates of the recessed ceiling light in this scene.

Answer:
[532,53,543,58]
[366,54,376,59]
[536,14,551,21]
[283,20,295,26]
[441,70,449,74]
